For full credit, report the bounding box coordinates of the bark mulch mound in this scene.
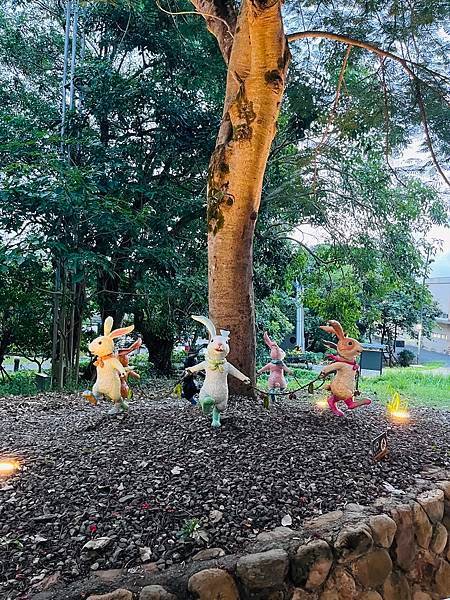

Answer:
[0,388,449,599]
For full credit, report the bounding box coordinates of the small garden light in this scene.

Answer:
[315,397,329,410]
[0,458,20,477]
[387,391,410,424]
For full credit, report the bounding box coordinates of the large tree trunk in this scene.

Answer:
[134,310,174,375]
[146,334,173,375]
[97,268,123,327]
[206,0,290,392]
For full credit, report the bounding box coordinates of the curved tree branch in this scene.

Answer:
[288,30,450,188]
[312,45,351,194]
[414,79,450,187]
[287,30,424,76]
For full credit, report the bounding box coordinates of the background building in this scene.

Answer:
[424,277,450,354]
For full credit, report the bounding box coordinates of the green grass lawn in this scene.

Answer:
[0,371,39,396]
[360,367,450,408]
[411,361,446,370]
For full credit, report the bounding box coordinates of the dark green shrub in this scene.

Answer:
[398,349,416,367]
[0,371,37,396]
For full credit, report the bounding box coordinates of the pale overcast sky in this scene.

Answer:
[429,224,450,278]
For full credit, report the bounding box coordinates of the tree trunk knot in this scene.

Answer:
[265,69,283,93]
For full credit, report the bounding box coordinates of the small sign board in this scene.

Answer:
[372,431,388,462]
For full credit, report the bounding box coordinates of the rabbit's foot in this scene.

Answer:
[108,403,122,416]
[82,390,98,406]
[199,396,215,416]
[119,400,129,412]
[328,396,344,417]
[344,398,372,410]
[189,397,198,406]
[344,397,371,410]
[211,407,221,428]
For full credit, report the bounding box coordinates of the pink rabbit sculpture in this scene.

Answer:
[257,332,292,396]
[319,320,372,417]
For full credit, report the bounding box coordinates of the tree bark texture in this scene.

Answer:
[205,0,290,391]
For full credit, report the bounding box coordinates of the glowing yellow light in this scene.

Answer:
[387,392,410,423]
[0,459,20,477]
[315,398,329,410]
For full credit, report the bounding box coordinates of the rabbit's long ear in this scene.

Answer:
[104,316,114,336]
[109,324,134,339]
[263,331,274,347]
[220,329,230,341]
[328,320,345,340]
[320,325,336,336]
[118,337,142,356]
[323,340,338,350]
[192,315,216,339]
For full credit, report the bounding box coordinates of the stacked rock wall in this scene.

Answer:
[34,474,450,600]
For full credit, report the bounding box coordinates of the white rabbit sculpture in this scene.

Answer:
[83,316,135,415]
[186,315,250,427]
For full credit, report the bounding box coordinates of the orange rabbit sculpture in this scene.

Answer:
[319,320,372,417]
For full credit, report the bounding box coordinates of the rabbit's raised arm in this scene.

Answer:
[228,363,250,383]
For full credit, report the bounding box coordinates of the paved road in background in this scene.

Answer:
[404,344,450,367]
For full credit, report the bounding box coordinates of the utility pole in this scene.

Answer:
[294,280,305,352]
[52,0,81,388]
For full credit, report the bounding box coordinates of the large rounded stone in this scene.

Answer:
[417,489,444,524]
[358,593,383,600]
[435,559,450,596]
[383,571,411,600]
[188,568,239,600]
[352,548,392,588]
[322,567,357,600]
[391,503,417,571]
[412,592,432,600]
[436,481,450,508]
[236,549,288,590]
[430,522,448,554]
[412,501,433,549]
[304,510,344,530]
[334,525,373,562]
[140,585,177,600]
[408,548,438,584]
[292,540,333,589]
[444,513,450,533]
[257,527,294,542]
[192,548,225,561]
[368,514,397,548]
[87,591,133,600]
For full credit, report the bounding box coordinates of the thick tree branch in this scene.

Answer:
[287,30,425,75]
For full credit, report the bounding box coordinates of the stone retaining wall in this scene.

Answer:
[33,470,450,600]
